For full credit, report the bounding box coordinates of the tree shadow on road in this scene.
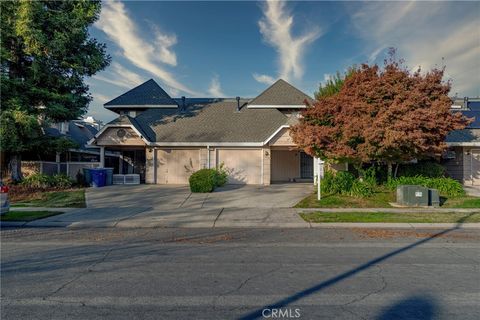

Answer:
[238,214,474,320]
[376,295,437,320]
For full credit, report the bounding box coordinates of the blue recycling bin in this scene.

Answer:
[91,168,106,188]
[104,168,114,186]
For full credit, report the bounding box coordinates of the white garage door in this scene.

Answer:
[156,149,200,184]
[217,149,262,184]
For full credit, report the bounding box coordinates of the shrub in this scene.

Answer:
[21,173,73,189]
[350,180,375,197]
[397,161,446,178]
[387,176,465,197]
[321,171,356,195]
[51,174,74,188]
[189,169,218,193]
[215,163,228,187]
[21,173,53,188]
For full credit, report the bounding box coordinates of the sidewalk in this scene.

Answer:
[1,206,479,229]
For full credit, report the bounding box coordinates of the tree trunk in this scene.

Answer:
[387,161,393,181]
[9,154,23,182]
[394,163,400,178]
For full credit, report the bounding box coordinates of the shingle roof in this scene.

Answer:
[130,100,289,143]
[446,129,480,143]
[45,121,98,150]
[248,79,314,107]
[104,79,178,107]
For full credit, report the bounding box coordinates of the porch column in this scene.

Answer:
[56,152,61,174]
[99,147,105,168]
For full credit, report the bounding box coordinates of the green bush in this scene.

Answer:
[321,171,356,195]
[21,173,53,188]
[21,173,73,189]
[387,176,465,197]
[51,174,74,188]
[215,163,228,187]
[398,161,446,178]
[350,180,375,197]
[189,169,218,193]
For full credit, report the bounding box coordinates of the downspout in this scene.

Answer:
[207,145,210,169]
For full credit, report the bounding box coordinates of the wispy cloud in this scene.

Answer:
[208,74,225,97]
[93,62,144,89]
[95,0,197,95]
[349,1,480,96]
[257,0,321,83]
[252,73,276,85]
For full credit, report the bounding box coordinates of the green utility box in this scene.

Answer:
[396,185,430,207]
[428,189,440,207]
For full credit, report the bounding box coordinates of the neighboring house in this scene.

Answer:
[444,97,480,186]
[89,79,319,185]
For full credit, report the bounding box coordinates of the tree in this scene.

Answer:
[314,67,356,99]
[291,50,471,178]
[0,0,110,181]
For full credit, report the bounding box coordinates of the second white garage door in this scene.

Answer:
[217,149,262,184]
[156,149,200,184]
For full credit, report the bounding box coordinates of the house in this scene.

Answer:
[89,79,321,185]
[88,79,480,187]
[444,97,480,186]
[21,118,119,178]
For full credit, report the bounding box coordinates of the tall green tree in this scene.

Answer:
[1,0,110,181]
[314,67,356,99]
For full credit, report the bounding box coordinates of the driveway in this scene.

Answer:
[22,183,313,228]
[86,183,312,209]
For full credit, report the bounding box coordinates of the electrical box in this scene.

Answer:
[396,185,429,207]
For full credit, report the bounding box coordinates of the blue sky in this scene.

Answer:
[87,1,480,122]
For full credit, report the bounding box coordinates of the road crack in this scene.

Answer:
[340,264,387,320]
[43,247,114,301]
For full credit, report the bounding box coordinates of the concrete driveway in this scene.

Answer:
[23,183,313,228]
[86,183,312,209]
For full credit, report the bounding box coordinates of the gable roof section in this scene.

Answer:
[248,79,314,108]
[133,100,289,144]
[446,129,480,146]
[104,79,178,109]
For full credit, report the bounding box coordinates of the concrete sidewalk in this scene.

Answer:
[1,206,479,229]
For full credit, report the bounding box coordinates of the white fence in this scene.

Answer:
[22,161,101,179]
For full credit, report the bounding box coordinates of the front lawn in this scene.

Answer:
[11,189,86,208]
[295,189,479,209]
[1,210,64,222]
[295,190,395,208]
[300,211,480,223]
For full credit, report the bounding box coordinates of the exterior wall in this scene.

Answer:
[271,149,300,182]
[145,147,155,184]
[263,147,271,185]
[268,128,296,147]
[96,127,144,146]
[463,148,480,186]
[443,146,464,182]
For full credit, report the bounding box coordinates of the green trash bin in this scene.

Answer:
[104,168,114,186]
[83,168,93,186]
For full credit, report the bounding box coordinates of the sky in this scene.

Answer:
[87,0,480,122]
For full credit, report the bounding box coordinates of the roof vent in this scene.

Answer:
[181,96,186,112]
[236,96,240,112]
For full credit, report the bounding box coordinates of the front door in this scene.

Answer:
[300,152,313,179]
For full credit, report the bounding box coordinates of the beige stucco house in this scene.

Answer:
[88,80,480,187]
[88,79,322,185]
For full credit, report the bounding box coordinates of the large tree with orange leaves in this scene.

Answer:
[291,52,471,177]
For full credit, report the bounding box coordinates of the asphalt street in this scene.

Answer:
[1,227,479,320]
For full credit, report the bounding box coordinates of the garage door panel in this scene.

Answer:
[217,149,262,185]
[156,149,200,184]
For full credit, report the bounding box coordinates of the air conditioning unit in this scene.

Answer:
[112,174,140,185]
